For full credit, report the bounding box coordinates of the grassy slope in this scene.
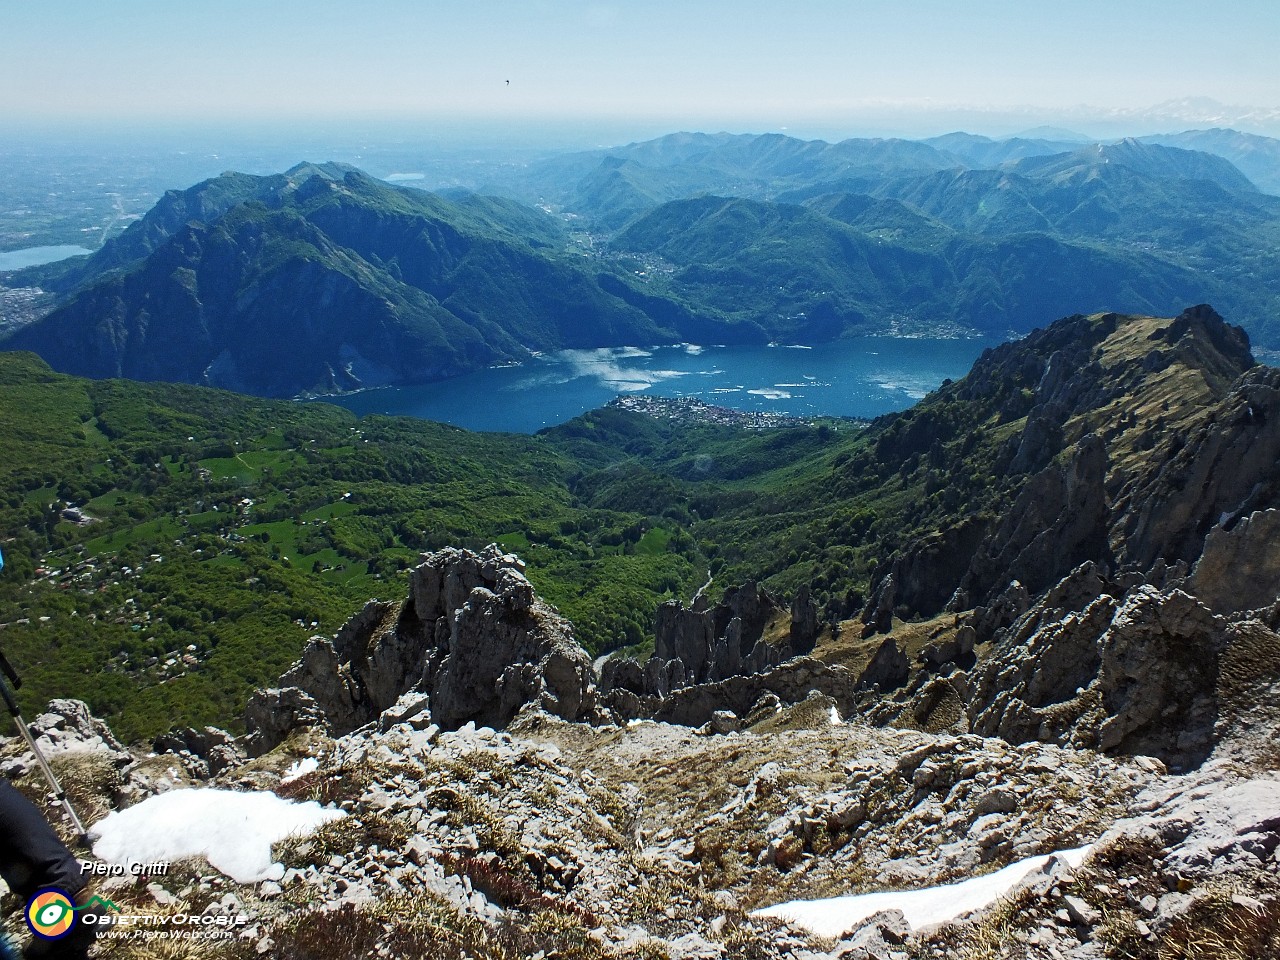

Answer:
[0,308,1251,742]
[0,354,701,741]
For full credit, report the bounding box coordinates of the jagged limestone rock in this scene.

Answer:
[153,726,242,777]
[652,657,858,727]
[1187,508,1280,615]
[858,636,910,692]
[865,517,991,623]
[604,581,801,707]
[958,432,1111,608]
[244,545,594,754]
[919,625,975,669]
[968,585,1224,768]
[1115,364,1280,569]
[31,699,128,755]
[860,572,896,637]
[243,687,328,758]
[789,584,819,654]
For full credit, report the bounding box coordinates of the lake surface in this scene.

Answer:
[325,337,996,433]
[0,245,94,270]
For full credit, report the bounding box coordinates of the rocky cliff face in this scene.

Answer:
[861,305,1264,623]
[967,580,1227,767]
[1113,364,1280,569]
[938,433,1112,616]
[598,581,819,723]
[1188,508,1280,614]
[244,545,594,754]
[799,306,1280,791]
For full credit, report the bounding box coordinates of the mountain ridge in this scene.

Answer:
[8,131,1280,394]
[3,166,732,396]
[2,304,1274,957]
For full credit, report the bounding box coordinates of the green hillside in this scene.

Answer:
[9,138,1280,403]
[0,353,706,741]
[3,303,1254,743]
[3,165,728,397]
[612,195,1210,339]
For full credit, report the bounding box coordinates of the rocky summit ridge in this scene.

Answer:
[1,306,1278,958]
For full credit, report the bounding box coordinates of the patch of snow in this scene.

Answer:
[91,788,345,883]
[753,846,1092,936]
[280,757,320,784]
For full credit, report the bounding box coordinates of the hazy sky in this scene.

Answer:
[4,0,1279,137]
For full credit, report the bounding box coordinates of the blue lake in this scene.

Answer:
[0,245,94,270]
[325,337,996,433]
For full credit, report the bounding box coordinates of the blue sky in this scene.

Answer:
[3,1,1279,137]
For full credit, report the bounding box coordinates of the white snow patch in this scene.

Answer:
[753,846,1092,936]
[91,788,346,883]
[280,757,319,784]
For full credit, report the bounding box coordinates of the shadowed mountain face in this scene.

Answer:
[2,164,731,397]
[491,131,1280,345]
[7,131,1280,398]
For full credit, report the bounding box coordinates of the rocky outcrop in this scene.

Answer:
[650,657,858,727]
[601,581,813,706]
[244,546,594,755]
[28,699,129,758]
[652,581,786,685]
[243,687,329,758]
[955,433,1111,610]
[789,584,819,653]
[0,699,135,778]
[862,516,991,625]
[953,578,1031,643]
[860,572,896,637]
[1108,775,1280,878]
[968,584,1225,769]
[1187,508,1280,615]
[153,725,243,778]
[858,637,910,691]
[1114,364,1280,569]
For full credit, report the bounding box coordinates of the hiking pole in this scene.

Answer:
[0,647,90,848]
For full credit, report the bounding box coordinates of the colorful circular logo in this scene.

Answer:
[26,889,76,940]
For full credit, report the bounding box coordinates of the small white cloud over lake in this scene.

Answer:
[557,348,685,392]
[873,374,933,400]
